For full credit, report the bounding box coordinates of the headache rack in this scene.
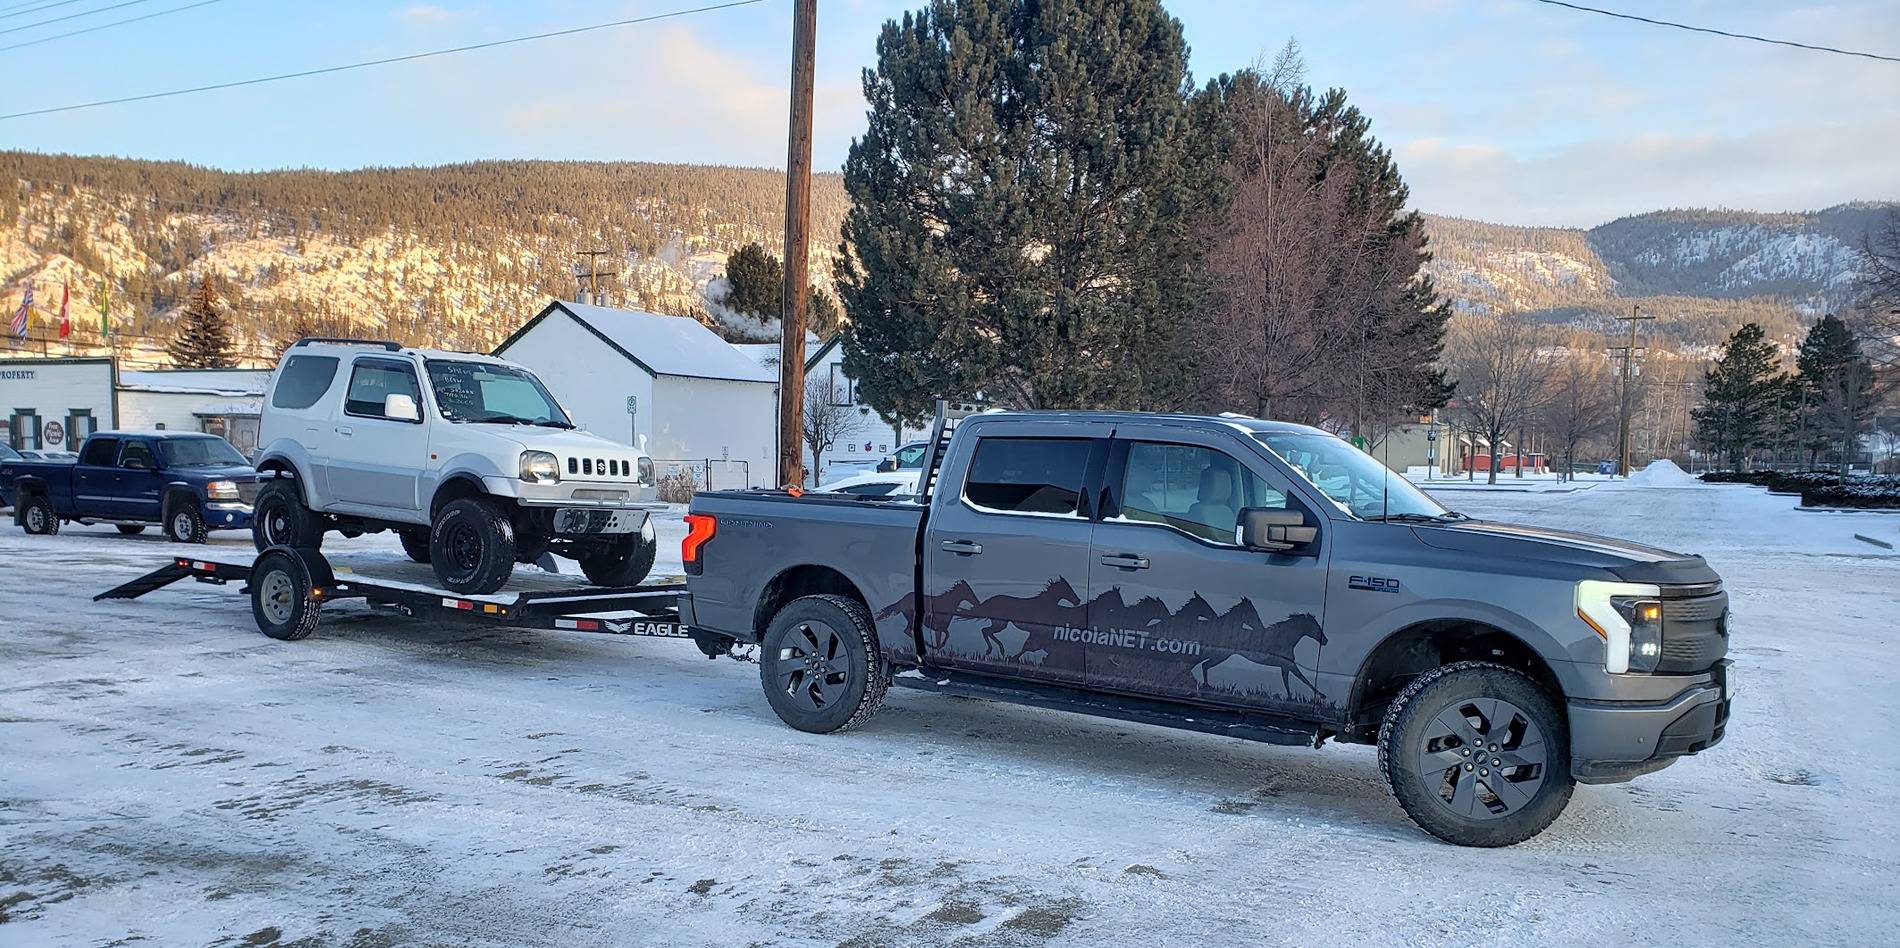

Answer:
[912,399,985,503]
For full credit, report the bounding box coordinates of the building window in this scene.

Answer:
[66,409,95,451]
[9,409,39,451]
[827,364,853,407]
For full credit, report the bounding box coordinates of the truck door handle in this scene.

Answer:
[335,426,353,436]
[1100,553,1149,570]
[940,539,983,555]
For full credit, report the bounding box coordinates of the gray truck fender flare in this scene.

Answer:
[1340,599,1566,709]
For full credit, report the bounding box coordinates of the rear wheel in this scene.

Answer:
[577,521,658,587]
[1378,661,1574,847]
[398,529,432,564]
[250,548,321,641]
[165,503,207,544]
[759,595,887,734]
[429,497,516,594]
[253,479,323,551]
[21,495,58,535]
[116,524,146,536]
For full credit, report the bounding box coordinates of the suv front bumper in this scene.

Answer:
[1568,659,1733,784]
[481,475,662,508]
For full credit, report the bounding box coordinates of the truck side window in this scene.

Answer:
[963,437,1091,516]
[272,356,340,410]
[79,437,120,466]
[1118,442,1286,544]
[119,440,156,470]
[344,360,422,420]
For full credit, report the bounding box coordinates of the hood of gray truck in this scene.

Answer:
[1411,520,1721,586]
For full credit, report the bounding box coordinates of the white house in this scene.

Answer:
[494,301,779,489]
[738,337,930,484]
[1,358,267,454]
[118,368,271,454]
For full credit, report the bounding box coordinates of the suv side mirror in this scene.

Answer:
[384,393,420,422]
[1241,507,1317,552]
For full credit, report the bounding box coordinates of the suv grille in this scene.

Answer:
[565,455,638,481]
[1659,589,1729,673]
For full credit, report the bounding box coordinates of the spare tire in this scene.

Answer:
[429,497,516,594]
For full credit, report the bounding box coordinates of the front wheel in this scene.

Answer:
[429,497,516,594]
[759,595,887,734]
[21,495,58,535]
[253,479,323,551]
[1378,661,1575,847]
[166,503,207,544]
[577,522,658,586]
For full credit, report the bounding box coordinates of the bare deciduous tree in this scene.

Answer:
[1540,356,1618,481]
[802,376,864,486]
[1445,313,1551,484]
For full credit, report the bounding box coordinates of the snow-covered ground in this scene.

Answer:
[2,482,1897,946]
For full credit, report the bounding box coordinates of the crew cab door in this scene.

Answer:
[72,436,121,518]
[1085,426,1332,715]
[324,356,427,512]
[115,438,166,522]
[921,421,1111,684]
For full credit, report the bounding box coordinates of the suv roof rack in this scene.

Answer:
[292,337,401,352]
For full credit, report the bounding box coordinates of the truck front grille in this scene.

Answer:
[1659,590,1729,673]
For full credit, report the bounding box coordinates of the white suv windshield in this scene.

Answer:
[426,360,573,428]
[1251,431,1454,521]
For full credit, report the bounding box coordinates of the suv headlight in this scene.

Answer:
[519,451,561,485]
[1576,580,1663,673]
[205,480,240,501]
[636,456,654,485]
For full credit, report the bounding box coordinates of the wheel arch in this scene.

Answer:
[429,472,494,518]
[1347,618,1567,741]
[752,564,870,643]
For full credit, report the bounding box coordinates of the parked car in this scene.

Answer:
[0,444,18,463]
[2,431,261,541]
[874,440,930,473]
[683,411,1734,847]
[818,469,919,497]
[253,338,666,593]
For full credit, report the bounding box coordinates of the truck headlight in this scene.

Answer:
[519,451,561,485]
[1576,580,1663,674]
[206,480,240,501]
[636,456,654,485]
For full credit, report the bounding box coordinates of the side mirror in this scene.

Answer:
[875,459,895,473]
[123,456,150,471]
[384,393,420,422]
[1240,507,1317,552]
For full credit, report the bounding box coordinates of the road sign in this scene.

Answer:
[625,395,638,413]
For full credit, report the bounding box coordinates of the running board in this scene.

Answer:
[892,670,1323,747]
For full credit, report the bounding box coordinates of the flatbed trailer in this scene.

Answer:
[96,544,740,657]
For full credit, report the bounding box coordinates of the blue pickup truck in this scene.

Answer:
[2,431,262,543]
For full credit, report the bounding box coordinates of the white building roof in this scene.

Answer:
[501,301,776,384]
[118,368,272,396]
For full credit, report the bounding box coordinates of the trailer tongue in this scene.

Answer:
[97,545,740,658]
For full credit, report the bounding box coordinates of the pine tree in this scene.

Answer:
[167,278,238,368]
[719,242,783,320]
[1793,313,1875,471]
[837,0,1210,424]
[1693,323,1788,470]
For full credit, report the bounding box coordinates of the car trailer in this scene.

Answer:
[95,545,740,657]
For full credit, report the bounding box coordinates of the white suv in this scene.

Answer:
[254,338,664,593]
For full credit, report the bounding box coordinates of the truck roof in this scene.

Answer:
[89,429,227,440]
[967,410,1333,438]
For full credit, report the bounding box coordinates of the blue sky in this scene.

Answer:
[0,0,1895,226]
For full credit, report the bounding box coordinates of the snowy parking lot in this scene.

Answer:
[3,481,1897,946]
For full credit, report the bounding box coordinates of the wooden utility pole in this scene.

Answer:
[777,0,817,488]
[574,250,616,304]
[1610,305,1657,477]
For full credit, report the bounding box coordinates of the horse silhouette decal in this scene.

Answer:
[960,577,1082,657]
[876,580,979,650]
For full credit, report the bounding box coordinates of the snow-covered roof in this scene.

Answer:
[733,336,838,372]
[118,368,271,397]
[500,301,777,384]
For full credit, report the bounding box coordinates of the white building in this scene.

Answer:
[494,301,779,489]
[736,337,930,485]
[1,358,267,454]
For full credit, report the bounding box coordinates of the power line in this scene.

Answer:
[0,0,771,121]
[1530,0,1900,65]
[0,0,219,52]
[0,0,103,21]
[0,0,159,36]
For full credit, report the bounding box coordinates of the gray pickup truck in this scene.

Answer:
[682,411,1733,846]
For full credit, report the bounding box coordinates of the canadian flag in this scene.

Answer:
[57,282,71,339]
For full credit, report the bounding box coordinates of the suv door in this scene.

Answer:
[324,356,427,512]
[922,422,1111,684]
[1085,427,1331,715]
[73,436,121,518]
[116,438,165,522]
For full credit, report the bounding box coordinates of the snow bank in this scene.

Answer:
[1628,458,1701,487]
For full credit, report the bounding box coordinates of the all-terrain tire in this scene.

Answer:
[429,497,516,594]
[165,501,208,544]
[250,547,322,641]
[578,522,658,587]
[116,524,146,536]
[253,478,324,551]
[1378,660,1575,847]
[21,494,58,535]
[759,594,888,734]
[398,528,432,564]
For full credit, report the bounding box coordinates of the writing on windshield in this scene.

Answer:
[426,360,572,427]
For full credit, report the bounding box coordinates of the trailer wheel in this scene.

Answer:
[759,594,888,734]
[1377,661,1574,847]
[251,548,322,641]
[253,479,323,551]
[578,521,658,587]
[21,494,58,535]
[398,528,432,564]
[430,497,516,594]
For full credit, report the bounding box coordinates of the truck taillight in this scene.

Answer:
[682,514,716,575]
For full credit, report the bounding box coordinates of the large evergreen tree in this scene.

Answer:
[1794,313,1875,470]
[167,278,238,368]
[837,0,1210,423]
[719,242,783,319]
[1693,323,1788,470]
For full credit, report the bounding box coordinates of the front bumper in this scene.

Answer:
[1568,659,1733,784]
[481,475,662,507]
[203,502,254,530]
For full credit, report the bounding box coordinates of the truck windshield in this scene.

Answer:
[425,360,573,428]
[1251,431,1456,522]
[161,437,249,468]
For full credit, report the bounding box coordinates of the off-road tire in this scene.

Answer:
[430,497,516,594]
[398,529,432,564]
[165,501,208,544]
[577,522,658,587]
[250,548,322,641]
[759,594,888,734]
[1378,661,1575,847]
[21,494,58,535]
[253,479,323,551]
[116,524,146,536]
